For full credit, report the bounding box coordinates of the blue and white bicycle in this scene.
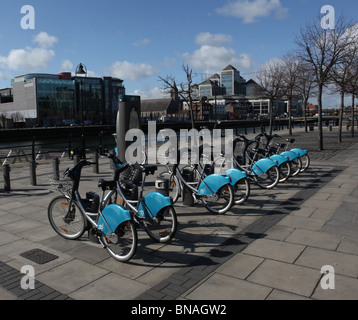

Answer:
[48,160,137,262]
[99,152,178,243]
[257,133,310,174]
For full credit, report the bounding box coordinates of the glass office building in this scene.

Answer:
[37,77,76,126]
[220,65,246,96]
[0,73,126,126]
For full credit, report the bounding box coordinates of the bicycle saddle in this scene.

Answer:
[140,165,157,176]
[286,138,295,143]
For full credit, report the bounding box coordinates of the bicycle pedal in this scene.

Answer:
[194,198,203,205]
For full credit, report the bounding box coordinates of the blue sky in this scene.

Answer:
[1,0,357,107]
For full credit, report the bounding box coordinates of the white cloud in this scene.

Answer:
[132,38,151,46]
[131,86,167,99]
[33,31,58,48]
[109,61,156,81]
[0,47,55,71]
[0,32,58,72]
[216,0,288,23]
[0,71,8,80]
[61,59,73,71]
[184,45,254,73]
[195,32,233,46]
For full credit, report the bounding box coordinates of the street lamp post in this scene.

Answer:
[75,63,87,159]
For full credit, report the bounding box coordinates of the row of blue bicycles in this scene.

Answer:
[47,132,310,262]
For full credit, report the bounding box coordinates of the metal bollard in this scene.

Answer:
[93,152,99,174]
[155,177,169,196]
[74,155,80,166]
[3,164,11,192]
[53,158,60,180]
[29,160,37,186]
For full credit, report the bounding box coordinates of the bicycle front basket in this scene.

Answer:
[120,164,141,184]
[49,175,73,192]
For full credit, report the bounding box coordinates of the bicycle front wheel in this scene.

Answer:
[143,206,178,243]
[101,221,137,262]
[202,184,234,214]
[278,162,291,183]
[290,158,302,177]
[233,178,250,205]
[300,154,310,173]
[48,196,86,240]
[254,166,280,189]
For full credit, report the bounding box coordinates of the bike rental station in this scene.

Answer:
[47,97,310,264]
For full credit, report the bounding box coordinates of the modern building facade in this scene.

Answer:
[0,72,126,127]
[189,65,303,120]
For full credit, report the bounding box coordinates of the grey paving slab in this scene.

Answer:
[266,289,311,300]
[285,229,341,250]
[312,274,358,300]
[247,259,321,297]
[295,247,358,278]
[277,215,326,231]
[184,273,272,300]
[242,238,306,263]
[36,259,110,294]
[215,253,264,280]
[69,272,151,300]
[0,286,18,300]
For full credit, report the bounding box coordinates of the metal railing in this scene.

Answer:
[1,131,117,191]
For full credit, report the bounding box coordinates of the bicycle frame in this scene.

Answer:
[234,144,277,177]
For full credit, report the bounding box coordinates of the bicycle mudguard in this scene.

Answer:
[198,174,231,195]
[137,192,172,219]
[97,204,132,235]
[290,148,308,156]
[225,168,247,186]
[269,154,289,166]
[280,150,300,161]
[251,158,276,175]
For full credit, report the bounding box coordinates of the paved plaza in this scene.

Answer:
[1,126,358,301]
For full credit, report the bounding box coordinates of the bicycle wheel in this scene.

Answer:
[233,178,250,205]
[299,154,310,173]
[143,206,178,243]
[101,221,137,262]
[158,172,180,204]
[253,166,280,189]
[290,158,302,177]
[278,162,291,183]
[48,196,86,240]
[202,184,234,214]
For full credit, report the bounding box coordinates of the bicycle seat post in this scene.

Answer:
[139,171,146,199]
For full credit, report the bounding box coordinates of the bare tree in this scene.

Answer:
[256,58,285,135]
[159,64,196,129]
[345,24,358,138]
[329,34,358,143]
[281,53,300,136]
[296,61,317,132]
[295,14,354,150]
[346,58,358,138]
